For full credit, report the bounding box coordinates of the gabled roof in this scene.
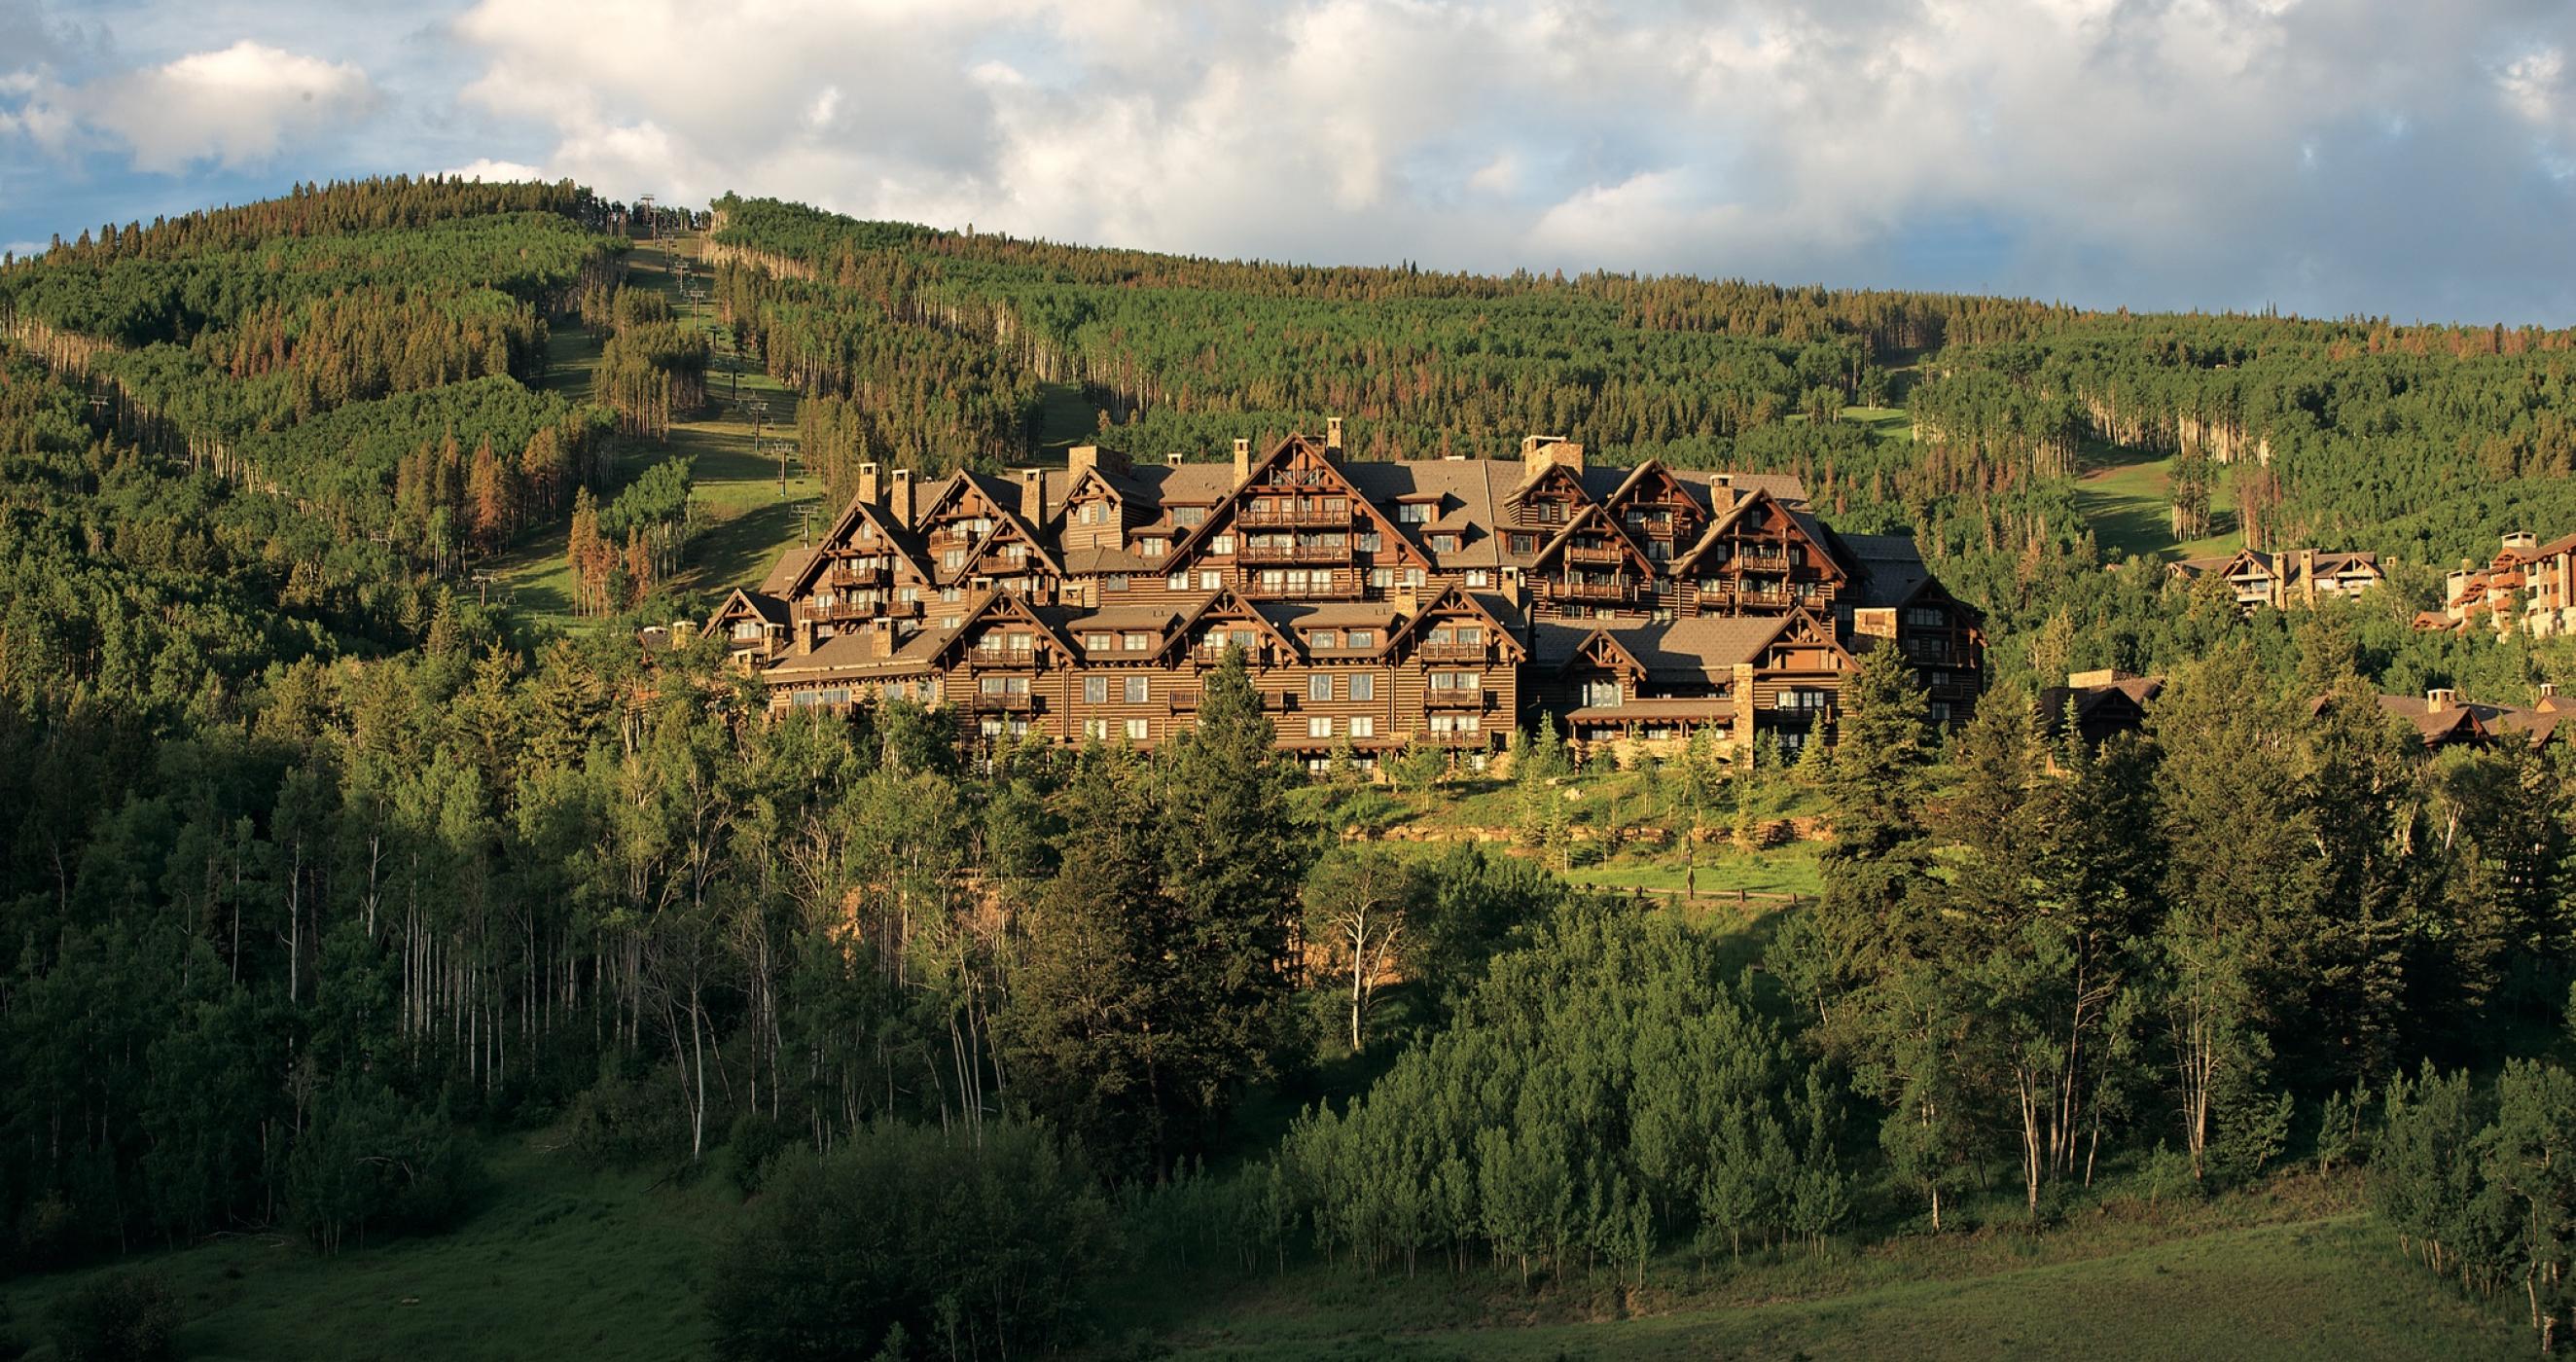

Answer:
[1171,586,1306,661]
[2037,674,2165,739]
[1528,502,1655,574]
[1382,582,1531,661]
[708,587,788,630]
[761,547,817,597]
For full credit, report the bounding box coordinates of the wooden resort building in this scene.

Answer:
[703,428,1986,767]
[2422,531,2576,639]
[2168,548,2383,613]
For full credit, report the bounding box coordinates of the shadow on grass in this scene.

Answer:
[688,496,813,592]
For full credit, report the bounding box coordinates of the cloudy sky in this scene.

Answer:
[3,0,2573,322]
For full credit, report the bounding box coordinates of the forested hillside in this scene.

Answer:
[4,181,2575,1359]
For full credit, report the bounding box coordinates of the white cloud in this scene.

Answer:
[440,157,548,182]
[90,41,376,172]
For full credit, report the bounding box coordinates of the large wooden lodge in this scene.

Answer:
[701,426,1985,767]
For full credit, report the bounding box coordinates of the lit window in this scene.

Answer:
[1168,572,1190,590]
[1350,715,1376,737]
[1124,632,1152,652]
[1087,632,1113,651]
[1466,569,1492,587]
[1126,718,1151,741]
[1199,570,1221,591]
[1308,716,1334,738]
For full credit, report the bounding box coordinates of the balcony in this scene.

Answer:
[1241,573,1362,599]
[827,563,885,589]
[1238,538,1353,564]
[1425,687,1487,710]
[970,690,1040,713]
[1419,727,1493,746]
[1166,688,1200,712]
[1418,642,1486,663]
[795,598,877,625]
[1236,502,1350,528]
[1564,543,1626,566]
[1548,578,1633,603]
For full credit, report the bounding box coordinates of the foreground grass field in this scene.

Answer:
[6,1138,2523,1362]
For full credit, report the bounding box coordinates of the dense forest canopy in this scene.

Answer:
[3,178,2574,1357]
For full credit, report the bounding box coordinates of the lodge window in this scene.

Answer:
[1141,540,1166,558]
[1213,535,1235,555]
[1174,507,1205,527]
[1582,680,1622,707]
[1309,674,1333,702]
[1430,714,1481,734]
[1351,715,1376,737]
[1904,605,1948,627]
[977,634,1002,655]
[1430,534,1459,553]
[1168,572,1189,591]
[732,621,763,640]
[1398,503,1430,523]
[1086,632,1113,651]
[1312,630,1339,649]
[1126,677,1150,704]
[1370,568,1393,590]
[1429,671,1481,692]
[1777,689,1832,712]
[1085,718,1111,739]
[1105,575,1128,591]
[1124,633,1152,652]
[1009,632,1031,654]
[944,551,965,569]
[1466,569,1492,587]
[1199,570,1222,591]
[1358,530,1382,552]
[1351,673,1376,702]
[1085,677,1110,703]
[1347,630,1376,649]
[1308,716,1334,738]
[1509,533,1536,554]
[1403,568,1426,589]
[1126,718,1150,741]
[1080,503,1101,525]
[981,674,1029,696]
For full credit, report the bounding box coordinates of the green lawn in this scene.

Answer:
[484,236,825,632]
[1840,405,1915,442]
[1138,1211,2520,1360]
[2074,444,2243,562]
[4,1139,725,1362]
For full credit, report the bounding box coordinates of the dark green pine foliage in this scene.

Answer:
[1154,644,1318,1135]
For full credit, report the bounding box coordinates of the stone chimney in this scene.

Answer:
[1731,662,1758,751]
[1067,445,1099,480]
[1325,415,1343,451]
[889,468,913,527]
[2506,531,2538,555]
[1520,435,1583,479]
[2068,667,2134,689]
[2299,547,2317,605]
[2427,688,2457,714]
[1020,468,1046,520]
[1233,438,1252,484]
[856,461,880,507]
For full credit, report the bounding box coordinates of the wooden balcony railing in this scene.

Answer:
[1236,503,1350,528]
[1238,539,1353,564]
[1417,643,1486,663]
[1549,579,1633,602]
[1564,544,1626,566]
[1424,687,1487,709]
[971,691,1040,713]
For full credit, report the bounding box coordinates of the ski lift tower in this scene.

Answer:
[635,194,658,240]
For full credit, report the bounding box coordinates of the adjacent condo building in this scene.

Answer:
[703,428,1984,766]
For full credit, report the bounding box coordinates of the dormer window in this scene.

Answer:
[1174,506,1206,527]
[1430,533,1459,553]
[1124,633,1152,652]
[1311,630,1340,649]
[1086,632,1113,650]
[1398,503,1430,524]
[1141,540,1166,558]
[1347,629,1376,649]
